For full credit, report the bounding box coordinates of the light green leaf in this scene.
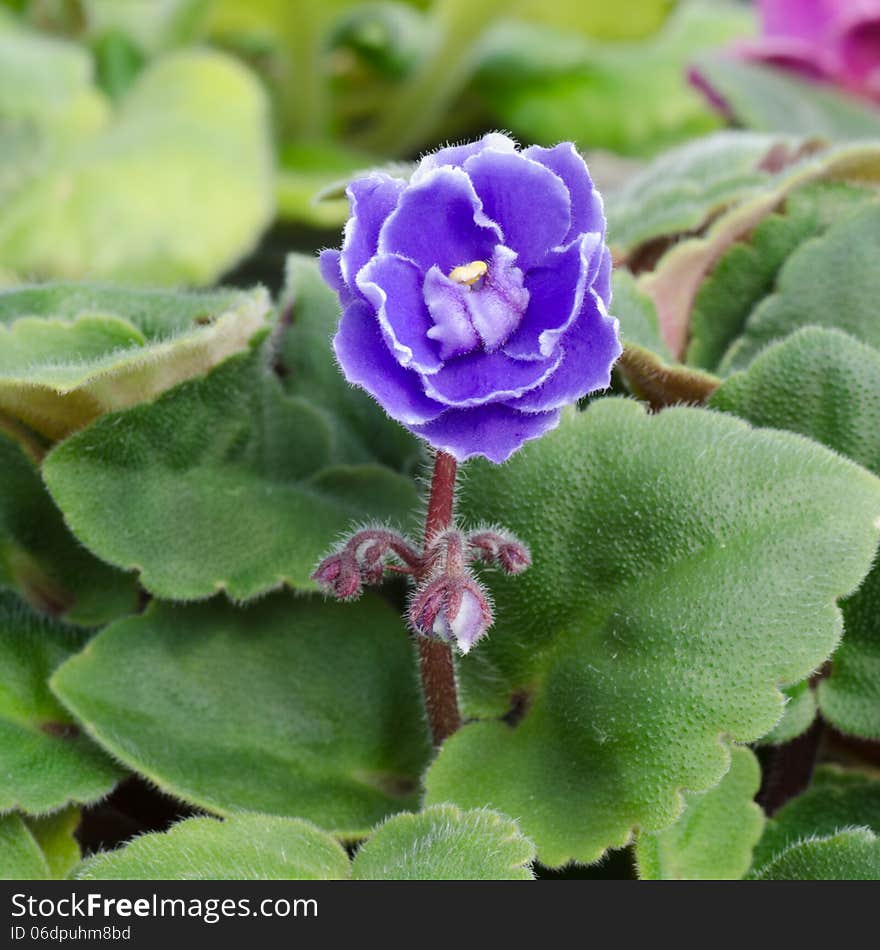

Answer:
[43,338,419,601]
[687,181,875,373]
[0,813,49,880]
[0,592,124,814]
[0,283,269,441]
[636,746,764,880]
[26,807,81,880]
[694,56,880,141]
[51,594,431,836]
[512,0,673,41]
[606,131,792,257]
[710,329,880,738]
[759,681,817,746]
[480,2,750,157]
[276,255,420,472]
[752,829,880,881]
[424,400,880,866]
[719,203,880,375]
[74,814,351,880]
[752,766,880,875]
[612,269,670,358]
[0,41,274,286]
[0,430,137,626]
[352,805,535,881]
[633,141,880,359]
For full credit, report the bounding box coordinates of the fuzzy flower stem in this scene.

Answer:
[417,451,462,747]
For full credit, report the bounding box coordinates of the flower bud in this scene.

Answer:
[410,573,493,654]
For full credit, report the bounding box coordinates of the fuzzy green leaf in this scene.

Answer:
[636,747,764,880]
[276,255,421,472]
[752,829,880,881]
[0,592,124,814]
[759,681,817,746]
[606,131,793,256]
[26,808,81,880]
[694,56,880,141]
[424,400,880,866]
[0,813,49,880]
[352,805,535,881]
[0,34,274,285]
[0,430,137,625]
[43,340,419,601]
[710,328,880,738]
[687,182,876,373]
[51,594,431,836]
[752,766,880,875]
[719,202,880,375]
[0,283,269,440]
[74,814,351,881]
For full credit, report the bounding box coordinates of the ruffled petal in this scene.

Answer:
[503,233,603,361]
[734,36,835,80]
[413,132,518,180]
[419,348,562,408]
[524,142,605,243]
[318,249,351,302]
[464,148,571,270]
[333,300,445,425]
[356,253,443,374]
[378,166,502,274]
[339,173,406,289]
[507,292,622,414]
[409,403,561,464]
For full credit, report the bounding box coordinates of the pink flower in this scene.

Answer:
[737,0,880,101]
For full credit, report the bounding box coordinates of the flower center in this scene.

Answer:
[448,260,488,287]
[425,249,530,361]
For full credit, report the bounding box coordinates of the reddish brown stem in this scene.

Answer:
[417,451,462,746]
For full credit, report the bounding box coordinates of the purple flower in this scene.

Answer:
[721,0,880,102]
[319,133,621,464]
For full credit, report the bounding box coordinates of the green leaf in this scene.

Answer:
[0,283,269,440]
[694,57,880,141]
[51,594,431,836]
[635,747,764,880]
[74,814,351,880]
[424,400,880,866]
[0,592,124,814]
[0,430,137,626]
[687,181,876,373]
[611,269,670,358]
[752,766,880,875]
[43,339,419,601]
[606,131,792,257]
[759,681,817,746]
[632,141,880,359]
[0,38,274,285]
[0,813,49,880]
[480,2,750,158]
[26,807,81,880]
[352,805,535,881]
[710,329,880,738]
[719,202,880,375]
[276,255,421,472]
[752,829,880,881]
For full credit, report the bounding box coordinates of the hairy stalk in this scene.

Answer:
[417,451,462,746]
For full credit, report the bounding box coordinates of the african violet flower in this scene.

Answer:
[319,133,621,464]
[731,0,880,101]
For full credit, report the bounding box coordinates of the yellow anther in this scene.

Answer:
[448,260,488,286]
